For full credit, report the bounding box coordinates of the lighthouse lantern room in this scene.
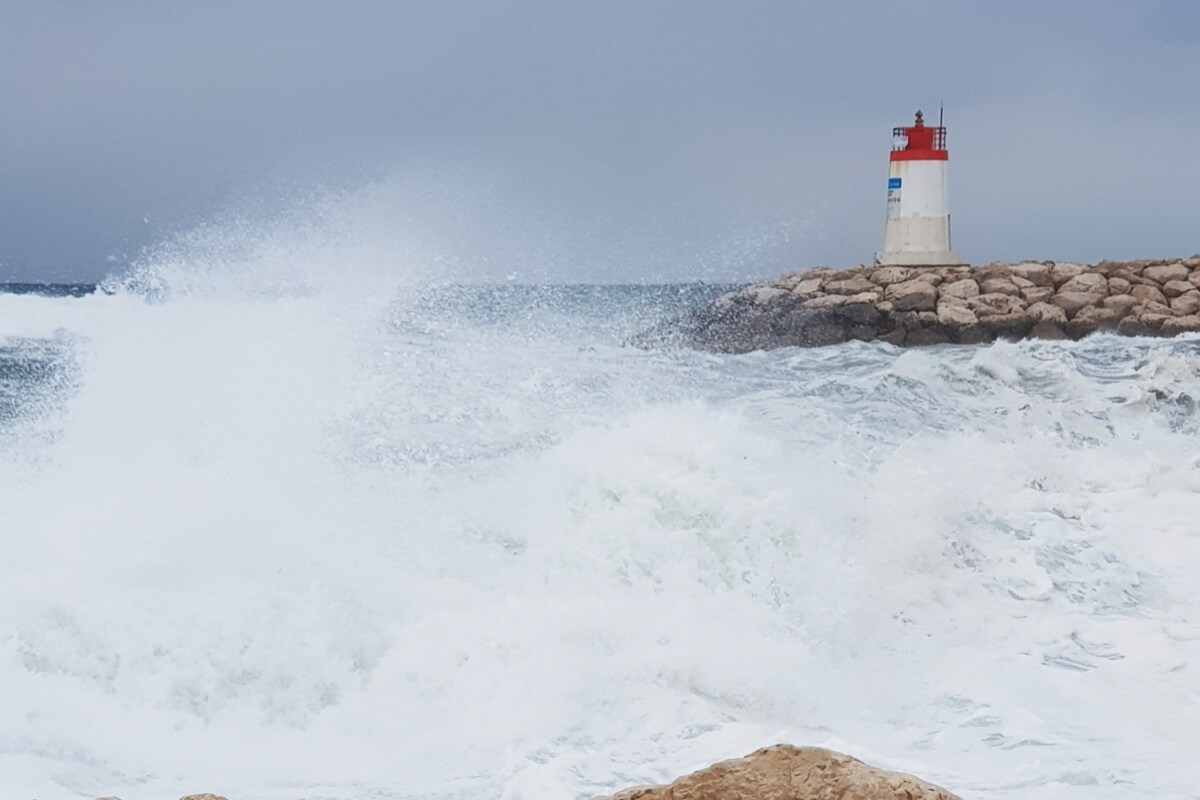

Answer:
[879,110,962,266]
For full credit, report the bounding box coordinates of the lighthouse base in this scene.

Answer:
[880,215,961,265]
[878,249,963,266]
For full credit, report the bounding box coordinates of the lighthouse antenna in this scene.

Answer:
[939,103,944,129]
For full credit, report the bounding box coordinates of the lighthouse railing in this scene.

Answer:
[891,126,947,151]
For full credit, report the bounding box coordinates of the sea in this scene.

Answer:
[1,260,1198,799]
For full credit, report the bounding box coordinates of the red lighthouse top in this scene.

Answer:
[891,110,948,162]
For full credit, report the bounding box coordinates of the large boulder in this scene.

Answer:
[594,745,961,800]
[968,292,1024,316]
[885,279,938,311]
[1050,262,1087,286]
[941,278,980,299]
[1027,301,1068,324]
[749,286,790,305]
[825,276,879,295]
[1069,305,1121,334]
[1102,294,1138,315]
[1131,284,1168,306]
[1161,315,1200,335]
[871,266,914,285]
[937,302,978,327]
[1162,279,1194,299]
[1020,285,1054,304]
[1008,261,1054,286]
[1058,272,1109,296]
[1051,291,1101,317]
[980,277,1021,296]
[791,277,825,296]
[1144,263,1190,284]
[1107,276,1132,294]
[804,294,848,309]
[1170,291,1200,316]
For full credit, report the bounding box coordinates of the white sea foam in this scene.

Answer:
[1,226,1199,798]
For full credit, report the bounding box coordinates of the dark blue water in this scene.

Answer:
[0,283,97,297]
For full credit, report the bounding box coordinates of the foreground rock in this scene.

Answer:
[643,256,1200,351]
[592,745,960,800]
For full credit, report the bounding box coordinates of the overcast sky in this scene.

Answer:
[1,1,1197,283]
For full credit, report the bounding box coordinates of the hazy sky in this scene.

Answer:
[1,1,1197,283]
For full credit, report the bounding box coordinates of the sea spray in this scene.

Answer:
[1,208,1198,798]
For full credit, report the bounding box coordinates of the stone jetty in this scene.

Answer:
[651,256,1200,352]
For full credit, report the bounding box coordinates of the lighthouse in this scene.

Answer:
[880,109,962,266]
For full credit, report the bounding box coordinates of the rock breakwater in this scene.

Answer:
[654,256,1200,352]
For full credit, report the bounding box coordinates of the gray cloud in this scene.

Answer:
[0,0,1196,282]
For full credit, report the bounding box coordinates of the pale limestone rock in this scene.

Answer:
[1170,291,1200,316]
[1161,315,1200,335]
[968,292,1024,315]
[980,278,1021,296]
[885,279,938,311]
[941,278,980,299]
[912,271,944,285]
[825,277,879,295]
[1144,263,1190,284]
[1059,273,1108,296]
[1027,301,1068,324]
[876,300,894,314]
[1107,276,1132,295]
[1130,284,1168,306]
[1050,291,1101,317]
[804,294,848,309]
[1117,316,1157,336]
[1030,321,1067,339]
[1113,268,1151,287]
[906,326,951,346]
[936,266,974,282]
[1136,312,1173,330]
[595,745,961,800]
[791,278,824,296]
[1102,294,1138,315]
[1072,305,1120,327]
[1009,261,1054,286]
[974,263,1013,281]
[937,302,978,327]
[916,310,939,325]
[845,291,881,304]
[1189,270,1200,290]
[1135,300,1174,317]
[1050,262,1086,286]
[871,266,914,285]
[1020,285,1054,304]
[749,286,789,304]
[180,795,229,800]
[1185,255,1200,268]
[1162,279,1194,299]
[938,294,970,310]
[1009,274,1035,289]
[977,311,1032,333]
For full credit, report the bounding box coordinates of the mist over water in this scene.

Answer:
[1,192,1198,799]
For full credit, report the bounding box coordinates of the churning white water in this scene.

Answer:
[1,217,1198,799]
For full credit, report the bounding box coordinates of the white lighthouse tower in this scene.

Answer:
[880,109,962,266]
